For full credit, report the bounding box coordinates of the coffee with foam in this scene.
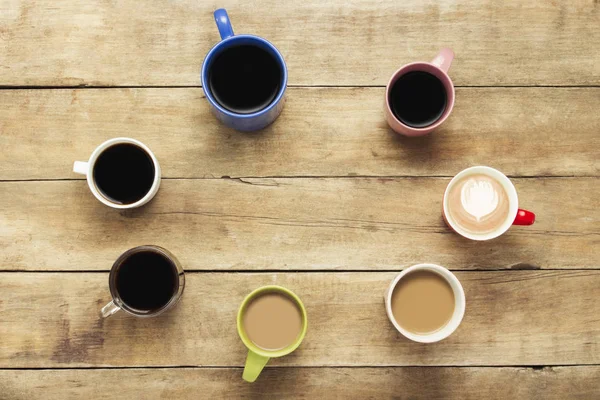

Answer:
[446,174,510,235]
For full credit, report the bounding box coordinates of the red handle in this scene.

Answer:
[513,209,535,225]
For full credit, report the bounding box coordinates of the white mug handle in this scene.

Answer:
[73,161,89,175]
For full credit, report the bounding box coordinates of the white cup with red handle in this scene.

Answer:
[443,166,535,240]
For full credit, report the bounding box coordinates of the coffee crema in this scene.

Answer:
[391,270,455,334]
[447,174,510,235]
[243,292,302,351]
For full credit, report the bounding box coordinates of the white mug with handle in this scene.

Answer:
[73,138,161,209]
[385,263,466,343]
[443,166,535,241]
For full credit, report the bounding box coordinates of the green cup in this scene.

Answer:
[237,285,308,382]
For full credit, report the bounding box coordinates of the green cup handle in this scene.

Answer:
[243,351,270,382]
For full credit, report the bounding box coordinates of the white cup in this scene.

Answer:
[443,166,535,241]
[385,263,466,343]
[73,138,161,209]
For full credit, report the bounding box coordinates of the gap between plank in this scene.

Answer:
[1,175,598,183]
[1,364,598,371]
[0,268,597,273]
[0,85,599,90]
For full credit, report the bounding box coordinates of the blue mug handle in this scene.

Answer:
[214,9,234,40]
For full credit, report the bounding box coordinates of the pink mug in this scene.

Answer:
[385,48,455,136]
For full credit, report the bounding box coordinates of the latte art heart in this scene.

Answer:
[447,174,510,235]
[460,179,499,221]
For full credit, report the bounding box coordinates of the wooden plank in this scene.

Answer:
[1,367,599,399]
[2,271,600,367]
[1,88,599,180]
[1,1,598,86]
[1,178,598,271]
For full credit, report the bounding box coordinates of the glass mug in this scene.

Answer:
[100,245,185,318]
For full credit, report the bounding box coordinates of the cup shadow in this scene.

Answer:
[243,366,302,399]
[390,363,456,398]
[213,117,280,140]
[384,124,447,169]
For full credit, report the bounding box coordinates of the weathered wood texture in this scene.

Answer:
[1,1,599,86]
[1,271,599,368]
[2,0,599,396]
[2,178,598,271]
[1,88,599,180]
[1,367,599,400]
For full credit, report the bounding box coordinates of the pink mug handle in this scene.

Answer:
[514,209,535,225]
[431,48,454,73]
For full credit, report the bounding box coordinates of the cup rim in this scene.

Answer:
[85,137,161,209]
[443,166,519,241]
[109,245,185,318]
[385,61,455,132]
[200,34,288,119]
[237,285,308,358]
[385,264,466,343]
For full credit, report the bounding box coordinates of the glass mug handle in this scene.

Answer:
[100,300,121,318]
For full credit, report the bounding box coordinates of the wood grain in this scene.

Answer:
[1,88,599,180]
[1,178,598,271]
[2,271,600,367]
[1,367,599,399]
[1,0,598,396]
[1,0,599,86]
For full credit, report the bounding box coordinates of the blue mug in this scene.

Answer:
[201,9,288,132]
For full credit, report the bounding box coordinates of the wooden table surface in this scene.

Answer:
[1,1,599,399]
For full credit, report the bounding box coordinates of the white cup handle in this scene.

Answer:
[73,161,89,175]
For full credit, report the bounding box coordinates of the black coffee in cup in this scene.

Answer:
[92,143,155,204]
[113,249,179,312]
[207,44,282,114]
[389,71,447,128]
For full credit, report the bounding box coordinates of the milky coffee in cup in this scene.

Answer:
[446,173,510,235]
[243,292,303,351]
[391,269,455,334]
[385,264,465,343]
